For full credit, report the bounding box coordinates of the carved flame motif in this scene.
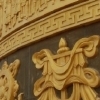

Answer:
[0,59,23,100]
[32,35,100,100]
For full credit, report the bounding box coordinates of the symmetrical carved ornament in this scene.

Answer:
[0,59,23,100]
[33,35,100,100]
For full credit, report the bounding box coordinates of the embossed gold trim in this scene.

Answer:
[2,0,87,36]
[0,0,100,58]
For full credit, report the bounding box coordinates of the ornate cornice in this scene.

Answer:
[0,0,100,58]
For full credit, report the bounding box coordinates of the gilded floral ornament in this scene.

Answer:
[0,59,23,100]
[32,35,100,100]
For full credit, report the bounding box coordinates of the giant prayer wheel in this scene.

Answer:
[0,0,100,100]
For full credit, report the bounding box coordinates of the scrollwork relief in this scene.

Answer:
[0,59,23,100]
[32,35,100,100]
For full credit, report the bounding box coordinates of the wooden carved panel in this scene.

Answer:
[32,35,100,100]
[0,59,23,100]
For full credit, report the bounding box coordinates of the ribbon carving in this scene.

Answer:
[32,35,100,100]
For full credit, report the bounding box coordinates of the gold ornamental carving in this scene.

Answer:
[0,59,23,100]
[0,0,100,59]
[32,35,100,100]
[3,0,85,34]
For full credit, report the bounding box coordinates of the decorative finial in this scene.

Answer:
[57,38,69,53]
[59,38,67,48]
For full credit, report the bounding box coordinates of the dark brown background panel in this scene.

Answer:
[0,22,100,100]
